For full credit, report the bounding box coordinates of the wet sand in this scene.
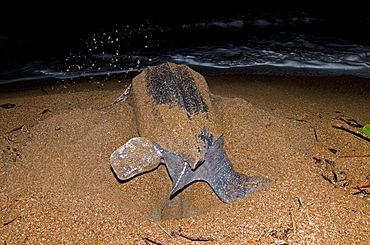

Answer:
[1,73,369,244]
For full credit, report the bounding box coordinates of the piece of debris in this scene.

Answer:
[351,186,370,197]
[171,231,214,241]
[41,87,49,94]
[144,234,166,245]
[328,148,338,154]
[3,215,18,226]
[312,157,349,188]
[98,83,132,110]
[41,109,52,114]
[1,103,17,109]
[332,121,370,142]
[362,124,370,135]
[351,184,370,189]
[5,125,24,134]
[335,116,363,128]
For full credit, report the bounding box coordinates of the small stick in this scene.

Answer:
[332,122,370,142]
[144,234,166,245]
[5,125,24,134]
[98,83,132,110]
[324,159,336,167]
[339,155,369,158]
[336,116,363,128]
[352,187,370,196]
[3,214,19,226]
[351,184,370,189]
[114,83,132,103]
[171,231,214,241]
[311,126,318,142]
[41,87,49,94]
[157,223,173,238]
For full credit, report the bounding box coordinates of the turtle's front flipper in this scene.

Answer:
[170,136,272,203]
[110,137,192,185]
[110,137,164,180]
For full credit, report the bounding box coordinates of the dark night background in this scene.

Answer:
[2,4,368,54]
[1,3,370,84]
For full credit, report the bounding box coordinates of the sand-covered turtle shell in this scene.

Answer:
[131,62,222,168]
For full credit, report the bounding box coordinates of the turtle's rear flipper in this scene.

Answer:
[169,137,271,203]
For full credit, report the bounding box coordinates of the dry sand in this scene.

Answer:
[1,73,369,244]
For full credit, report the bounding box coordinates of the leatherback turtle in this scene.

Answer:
[110,62,271,203]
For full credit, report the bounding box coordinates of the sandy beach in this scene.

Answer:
[1,72,369,244]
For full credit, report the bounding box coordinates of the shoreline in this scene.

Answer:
[1,64,370,92]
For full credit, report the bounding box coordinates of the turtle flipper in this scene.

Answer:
[160,150,193,186]
[110,137,164,180]
[110,137,192,185]
[170,136,271,203]
[110,136,271,203]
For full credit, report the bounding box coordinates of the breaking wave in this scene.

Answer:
[1,12,370,84]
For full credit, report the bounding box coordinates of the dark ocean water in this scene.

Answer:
[1,9,370,85]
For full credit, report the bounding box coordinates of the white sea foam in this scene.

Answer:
[168,36,370,77]
[2,14,370,84]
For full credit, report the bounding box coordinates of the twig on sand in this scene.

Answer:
[335,116,363,128]
[98,83,132,110]
[351,184,370,189]
[351,186,370,196]
[332,121,370,142]
[5,125,24,134]
[171,231,214,241]
[3,214,19,226]
[144,233,166,245]
[157,223,173,238]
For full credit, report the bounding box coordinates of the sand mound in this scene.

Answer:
[2,91,314,222]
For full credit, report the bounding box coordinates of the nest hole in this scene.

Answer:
[114,165,224,221]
